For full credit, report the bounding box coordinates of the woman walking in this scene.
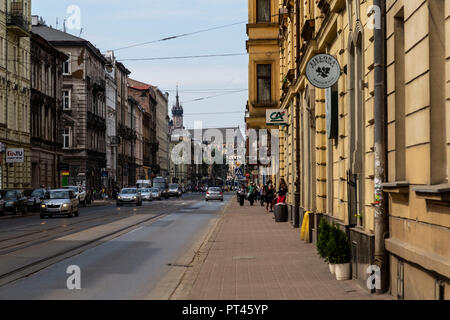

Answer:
[264,180,275,212]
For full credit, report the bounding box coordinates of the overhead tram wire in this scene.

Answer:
[117,53,247,62]
[109,12,282,52]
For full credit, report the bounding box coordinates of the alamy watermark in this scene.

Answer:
[66,265,81,290]
[66,5,81,30]
[170,121,280,175]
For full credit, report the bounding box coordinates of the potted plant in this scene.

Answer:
[327,225,352,280]
[316,219,335,273]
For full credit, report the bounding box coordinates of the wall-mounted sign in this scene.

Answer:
[306,54,341,89]
[6,148,24,163]
[266,109,287,126]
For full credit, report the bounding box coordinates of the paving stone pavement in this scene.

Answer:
[184,199,392,300]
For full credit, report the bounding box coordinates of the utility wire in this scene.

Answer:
[184,111,245,116]
[118,53,247,62]
[182,90,247,104]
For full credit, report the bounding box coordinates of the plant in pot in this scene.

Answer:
[316,219,334,274]
[327,225,352,280]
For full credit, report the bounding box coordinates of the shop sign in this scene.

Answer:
[306,54,341,89]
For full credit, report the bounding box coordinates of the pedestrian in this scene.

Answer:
[238,184,246,206]
[277,179,288,204]
[264,180,275,212]
[248,182,256,206]
[260,184,265,206]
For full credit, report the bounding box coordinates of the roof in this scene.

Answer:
[32,25,107,64]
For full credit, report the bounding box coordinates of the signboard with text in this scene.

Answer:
[6,148,24,163]
[306,54,341,89]
[266,109,287,126]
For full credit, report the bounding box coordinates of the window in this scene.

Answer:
[63,53,71,75]
[257,64,271,103]
[62,90,71,110]
[63,128,71,149]
[256,0,271,23]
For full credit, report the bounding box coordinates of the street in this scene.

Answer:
[0,193,230,299]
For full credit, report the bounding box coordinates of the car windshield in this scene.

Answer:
[31,189,45,197]
[65,187,78,192]
[121,189,137,194]
[24,190,33,197]
[150,188,159,192]
[139,188,150,193]
[169,184,178,189]
[49,191,70,199]
[4,191,18,200]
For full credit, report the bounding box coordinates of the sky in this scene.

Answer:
[32,0,248,129]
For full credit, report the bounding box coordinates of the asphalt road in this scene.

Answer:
[0,193,230,299]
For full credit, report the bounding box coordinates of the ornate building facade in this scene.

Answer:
[0,0,32,190]
[30,28,67,189]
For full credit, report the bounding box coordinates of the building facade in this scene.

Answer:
[252,0,450,299]
[276,0,381,293]
[33,22,108,190]
[115,61,131,188]
[0,0,32,190]
[128,78,158,180]
[245,0,281,184]
[103,50,118,190]
[30,29,67,189]
[154,87,170,178]
[382,0,450,300]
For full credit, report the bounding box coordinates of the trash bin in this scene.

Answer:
[274,203,288,222]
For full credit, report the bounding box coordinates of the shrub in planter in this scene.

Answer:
[316,219,331,261]
[327,225,352,280]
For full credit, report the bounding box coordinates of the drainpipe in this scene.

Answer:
[294,93,301,228]
[373,0,389,294]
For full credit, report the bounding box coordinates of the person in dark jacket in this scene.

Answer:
[264,180,275,212]
[277,179,288,204]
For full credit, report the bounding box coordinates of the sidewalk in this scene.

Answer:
[180,200,392,300]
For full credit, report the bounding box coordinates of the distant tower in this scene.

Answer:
[172,85,184,129]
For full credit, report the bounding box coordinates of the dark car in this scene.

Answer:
[26,188,49,212]
[0,191,5,216]
[3,190,28,215]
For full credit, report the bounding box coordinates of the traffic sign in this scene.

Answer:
[235,168,243,176]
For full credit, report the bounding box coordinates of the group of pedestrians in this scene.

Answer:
[236,179,288,213]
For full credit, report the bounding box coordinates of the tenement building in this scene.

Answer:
[154,87,170,178]
[245,0,280,184]
[382,0,449,300]
[33,20,108,190]
[259,0,450,299]
[30,26,67,188]
[0,0,32,189]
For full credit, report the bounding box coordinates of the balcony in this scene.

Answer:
[6,13,30,37]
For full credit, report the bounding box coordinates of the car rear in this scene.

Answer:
[205,188,224,201]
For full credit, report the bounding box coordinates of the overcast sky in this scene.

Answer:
[32,0,248,129]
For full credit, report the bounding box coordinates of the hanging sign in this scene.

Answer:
[306,54,341,89]
[266,109,287,126]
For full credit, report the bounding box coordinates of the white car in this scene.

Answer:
[63,186,87,207]
[139,188,153,201]
[41,189,80,219]
[205,187,224,202]
[150,188,162,200]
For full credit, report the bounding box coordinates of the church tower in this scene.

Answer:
[171,86,184,129]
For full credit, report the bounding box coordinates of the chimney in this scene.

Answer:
[32,15,39,26]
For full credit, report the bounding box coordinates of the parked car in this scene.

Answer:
[205,187,224,202]
[150,187,162,201]
[116,188,142,207]
[3,190,28,215]
[0,193,5,217]
[168,184,182,198]
[139,188,153,202]
[40,189,80,219]
[63,186,87,207]
[26,188,49,212]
